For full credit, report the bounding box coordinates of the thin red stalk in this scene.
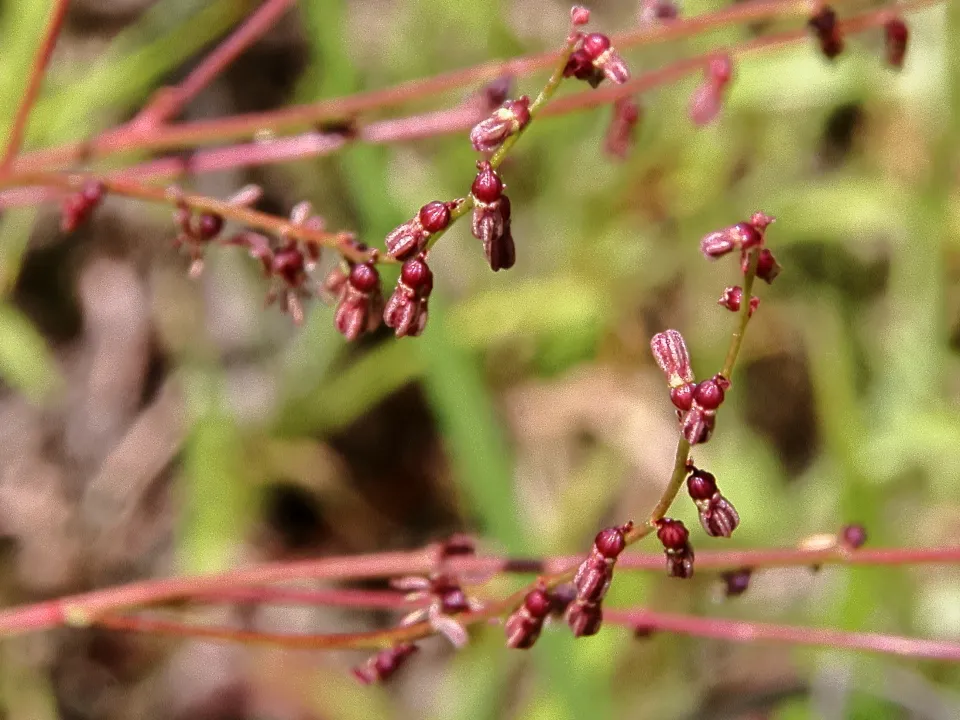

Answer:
[0,0,71,171]
[0,3,924,211]
[0,545,957,638]
[6,0,864,171]
[94,605,960,661]
[7,171,379,263]
[606,609,960,662]
[196,586,417,610]
[127,0,296,128]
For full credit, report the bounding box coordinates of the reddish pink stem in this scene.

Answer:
[0,0,71,171]
[606,609,960,662]
[125,0,296,129]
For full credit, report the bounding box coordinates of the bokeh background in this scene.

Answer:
[0,0,956,718]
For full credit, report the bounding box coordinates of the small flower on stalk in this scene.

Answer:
[681,374,729,445]
[172,184,263,278]
[334,262,383,341]
[656,518,695,579]
[604,97,642,160]
[650,329,694,391]
[470,96,531,153]
[883,16,908,69]
[61,180,105,233]
[392,573,481,648]
[505,584,554,649]
[385,201,453,260]
[721,568,752,597]
[384,256,434,337]
[718,286,759,316]
[470,162,515,271]
[808,5,843,60]
[567,600,603,638]
[686,466,740,538]
[564,33,630,87]
[352,644,419,685]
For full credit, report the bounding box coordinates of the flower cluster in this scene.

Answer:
[689,54,734,126]
[656,518,694,578]
[686,465,740,538]
[392,569,480,649]
[328,261,383,341]
[567,523,632,637]
[470,162,515,272]
[384,201,453,260]
[700,211,780,282]
[563,32,630,88]
[650,329,729,444]
[384,256,433,337]
[60,180,105,233]
[504,584,554,649]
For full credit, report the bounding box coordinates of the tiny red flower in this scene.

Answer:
[470,96,532,153]
[808,6,844,60]
[60,180,105,233]
[564,33,629,86]
[650,329,694,389]
[718,286,760,316]
[604,97,642,160]
[656,518,695,579]
[384,256,434,337]
[334,262,383,341]
[385,201,453,260]
[505,585,553,649]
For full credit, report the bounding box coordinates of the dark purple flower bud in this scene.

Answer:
[334,262,383,341]
[650,329,694,389]
[594,524,629,559]
[505,586,553,649]
[384,256,433,337]
[884,16,908,69]
[581,33,630,85]
[657,518,695,579]
[721,568,752,597]
[563,48,606,88]
[471,162,504,204]
[670,382,695,412]
[717,286,760,316]
[352,644,419,685]
[570,5,590,25]
[573,522,632,605]
[418,201,452,234]
[686,468,718,501]
[197,212,224,241]
[840,523,867,549]
[693,376,725,411]
[753,248,782,284]
[567,600,603,637]
[487,195,516,272]
[470,96,532,153]
[698,493,740,538]
[604,97,641,160]
[808,6,843,60]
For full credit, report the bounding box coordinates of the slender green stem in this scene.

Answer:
[722,250,759,378]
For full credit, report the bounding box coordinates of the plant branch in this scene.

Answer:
[4,0,902,173]
[605,609,960,662]
[125,0,296,129]
[0,0,71,171]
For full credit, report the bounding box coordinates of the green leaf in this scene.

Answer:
[0,302,60,401]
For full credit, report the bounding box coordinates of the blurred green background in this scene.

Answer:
[0,0,957,718]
